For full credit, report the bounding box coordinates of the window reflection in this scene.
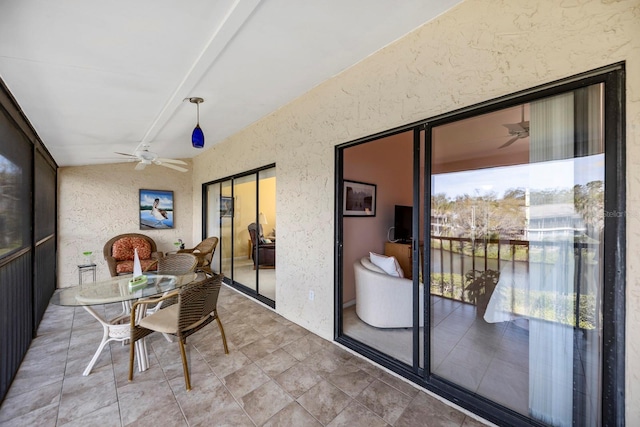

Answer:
[430,84,604,425]
[0,155,22,257]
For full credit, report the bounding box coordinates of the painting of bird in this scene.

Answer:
[151,198,168,225]
[139,190,174,229]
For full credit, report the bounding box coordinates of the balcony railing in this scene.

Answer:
[428,235,599,329]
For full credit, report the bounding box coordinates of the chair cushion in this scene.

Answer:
[369,252,404,278]
[112,237,152,261]
[139,304,210,333]
[116,259,158,274]
[140,305,179,334]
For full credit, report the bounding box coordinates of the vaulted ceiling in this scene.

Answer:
[0,0,464,168]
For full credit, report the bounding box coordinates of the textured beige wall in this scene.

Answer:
[190,0,639,421]
[58,161,193,287]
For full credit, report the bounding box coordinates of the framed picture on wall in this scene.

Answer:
[220,196,234,217]
[140,189,174,229]
[343,180,376,216]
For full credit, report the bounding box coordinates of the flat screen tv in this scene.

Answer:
[394,205,412,243]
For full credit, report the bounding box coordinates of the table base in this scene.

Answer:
[82,305,148,376]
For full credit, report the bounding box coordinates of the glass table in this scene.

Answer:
[51,272,199,376]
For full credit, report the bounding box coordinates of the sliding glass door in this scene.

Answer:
[204,165,276,307]
[429,84,604,425]
[337,67,624,426]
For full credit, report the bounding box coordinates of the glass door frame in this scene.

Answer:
[335,63,625,426]
[203,163,276,308]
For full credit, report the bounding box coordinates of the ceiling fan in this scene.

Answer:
[498,104,529,149]
[115,145,188,172]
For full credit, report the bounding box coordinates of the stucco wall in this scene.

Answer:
[58,161,193,287]
[189,0,640,421]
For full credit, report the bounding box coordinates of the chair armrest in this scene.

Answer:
[130,289,180,323]
[143,259,159,272]
[151,251,163,259]
[104,255,118,277]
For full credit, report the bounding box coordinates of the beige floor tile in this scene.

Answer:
[297,379,351,425]
[0,402,59,427]
[326,400,389,427]
[239,335,281,361]
[205,348,252,378]
[255,348,299,377]
[326,364,375,398]
[117,379,182,426]
[171,375,242,425]
[58,402,123,427]
[0,381,61,423]
[282,335,325,361]
[239,380,293,425]
[274,362,324,398]
[221,362,270,399]
[355,379,413,425]
[263,401,322,427]
[56,375,118,425]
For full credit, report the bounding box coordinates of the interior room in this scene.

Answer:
[1,1,638,426]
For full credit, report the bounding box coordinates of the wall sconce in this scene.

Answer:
[186,97,205,148]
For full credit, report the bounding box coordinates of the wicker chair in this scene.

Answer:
[128,274,229,390]
[103,233,162,276]
[143,253,199,318]
[157,253,198,275]
[177,237,218,273]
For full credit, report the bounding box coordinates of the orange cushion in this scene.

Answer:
[115,259,158,274]
[112,237,152,261]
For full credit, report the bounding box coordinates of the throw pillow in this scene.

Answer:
[369,252,404,278]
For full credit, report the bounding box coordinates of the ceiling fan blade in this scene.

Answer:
[134,162,147,171]
[157,162,188,172]
[498,135,520,149]
[502,123,527,133]
[156,157,187,165]
[114,151,138,158]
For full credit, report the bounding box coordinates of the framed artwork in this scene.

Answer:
[139,189,174,229]
[343,180,376,216]
[220,196,234,217]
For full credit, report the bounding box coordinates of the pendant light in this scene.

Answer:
[187,97,205,148]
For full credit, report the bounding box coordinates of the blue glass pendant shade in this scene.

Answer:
[192,124,205,148]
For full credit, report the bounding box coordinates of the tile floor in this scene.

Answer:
[344,297,529,415]
[0,285,489,427]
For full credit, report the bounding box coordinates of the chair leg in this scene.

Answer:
[215,316,229,354]
[178,338,191,391]
[128,338,136,382]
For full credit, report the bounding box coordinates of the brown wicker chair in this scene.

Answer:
[157,253,198,275]
[143,253,199,316]
[128,274,228,390]
[103,233,162,277]
[177,237,218,273]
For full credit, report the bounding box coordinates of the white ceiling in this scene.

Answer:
[0,0,464,168]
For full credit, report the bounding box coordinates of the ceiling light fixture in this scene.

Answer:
[187,97,205,148]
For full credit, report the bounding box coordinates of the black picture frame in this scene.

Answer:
[220,196,234,217]
[343,180,376,216]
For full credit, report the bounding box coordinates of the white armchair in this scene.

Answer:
[354,256,424,328]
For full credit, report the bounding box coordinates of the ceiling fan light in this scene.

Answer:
[192,124,205,148]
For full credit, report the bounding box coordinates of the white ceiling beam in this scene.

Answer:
[138,0,262,148]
